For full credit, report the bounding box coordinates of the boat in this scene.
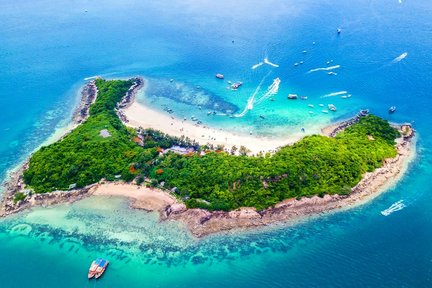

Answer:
[389,106,396,113]
[308,104,314,108]
[288,94,298,100]
[95,259,109,279]
[302,50,307,54]
[270,97,275,102]
[309,111,314,114]
[294,62,299,66]
[381,200,405,216]
[259,115,266,119]
[337,28,342,34]
[328,104,337,111]
[215,73,224,79]
[322,110,328,114]
[328,71,337,76]
[359,109,369,116]
[300,96,308,100]
[88,258,103,279]
[231,82,243,90]
[318,104,324,107]
[299,61,304,65]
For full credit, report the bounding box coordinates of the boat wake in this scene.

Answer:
[255,78,281,105]
[251,57,279,69]
[263,57,279,68]
[392,52,408,63]
[251,62,264,70]
[308,65,341,73]
[234,77,280,118]
[84,75,99,81]
[381,200,406,216]
[321,91,348,98]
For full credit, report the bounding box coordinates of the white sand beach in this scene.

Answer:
[122,100,305,154]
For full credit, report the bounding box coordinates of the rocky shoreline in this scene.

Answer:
[159,124,415,237]
[0,77,143,217]
[0,78,416,238]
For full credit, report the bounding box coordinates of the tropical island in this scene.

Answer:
[0,78,415,237]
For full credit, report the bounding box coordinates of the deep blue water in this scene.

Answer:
[1,0,431,287]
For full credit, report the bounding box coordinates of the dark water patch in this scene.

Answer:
[146,78,238,114]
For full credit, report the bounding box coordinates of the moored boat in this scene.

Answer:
[215,73,224,79]
[389,106,396,113]
[88,258,102,279]
[95,259,109,279]
[288,94,298,100]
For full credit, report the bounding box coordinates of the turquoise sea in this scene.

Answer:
[1,0,431,286]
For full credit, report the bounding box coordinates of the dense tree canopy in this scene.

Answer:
[23,79,400,211]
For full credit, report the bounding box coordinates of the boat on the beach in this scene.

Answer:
[288,94,298,100]
[389,106,396,113]
[328,104,337,111]
[215,73,224,79]
[95,259,109,279]
[88,258,102,279]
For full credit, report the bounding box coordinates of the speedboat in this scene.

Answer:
[231,82,243,90]
[88,258,103,279]
[328,104,337,111]
[95,259,109,279]
[389,106,396,113]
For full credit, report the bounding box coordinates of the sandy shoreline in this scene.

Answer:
[122,100,303,154]
[0,79,416,239]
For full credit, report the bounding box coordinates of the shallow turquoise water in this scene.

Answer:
[1,0,431,287]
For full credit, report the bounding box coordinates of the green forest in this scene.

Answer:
[23,79,400,211]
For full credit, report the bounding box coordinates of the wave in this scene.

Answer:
[322,91,348,98]
[381,200,405,216]
[392,52,408,63]
[307,65,341,73]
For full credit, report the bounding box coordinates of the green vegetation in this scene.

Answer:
[149,115,399,211]
[23,79,400,212]
[23,79,141,192]
[13,192,27,203]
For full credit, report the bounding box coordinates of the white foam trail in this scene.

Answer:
[322,91,348,98]
[255,78,281,105]
[84,75,98,80]
[263,57,279,67]
[308,65,341,73]
[234,75,268,118]
[392,52,408,63]
[381,200,406,216]
[252,62,264,70]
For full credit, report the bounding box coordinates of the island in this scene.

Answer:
[0,78,415,237]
